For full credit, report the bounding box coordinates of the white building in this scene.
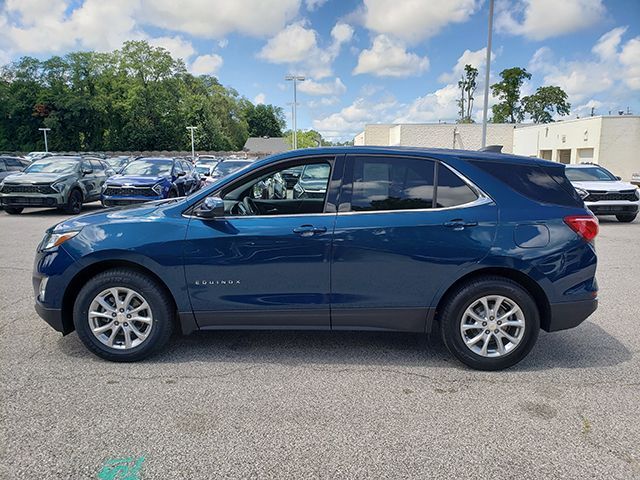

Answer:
[513,116,640,181]
[354,116,640,180]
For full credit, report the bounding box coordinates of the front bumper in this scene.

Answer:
[102,195,163,206]
[585,200,639,216]
[0,192,65,208]
[34,300,69,334]
[544,298,598,332]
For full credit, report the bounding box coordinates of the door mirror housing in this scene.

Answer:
[616,176,622,180]
[177,171,186,177]
[194,196,225,219]
[82,166,93,175]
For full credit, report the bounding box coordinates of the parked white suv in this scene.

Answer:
[566,164,640,223]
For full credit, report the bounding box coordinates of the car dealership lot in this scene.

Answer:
[1,206,639,479]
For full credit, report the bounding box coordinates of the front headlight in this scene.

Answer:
[152,183,163,195]
[575,187,589,200]
[42,230,81,250]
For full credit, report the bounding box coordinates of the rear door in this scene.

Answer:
[331,154,498,332]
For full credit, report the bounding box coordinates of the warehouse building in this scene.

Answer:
[354,116,640,180]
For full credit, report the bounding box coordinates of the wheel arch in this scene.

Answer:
[60,259,179,334]
[430,267,551,333]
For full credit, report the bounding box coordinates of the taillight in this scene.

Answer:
[564,215,599,242]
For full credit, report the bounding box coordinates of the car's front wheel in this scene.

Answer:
[64,189,83,214]
[616,213,637,223]
[73,268,174,362]
[439,276,540,371]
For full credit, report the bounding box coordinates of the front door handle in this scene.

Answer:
[443,219,478,230]
[293,225,327,236]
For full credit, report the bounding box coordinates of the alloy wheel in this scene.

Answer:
[88,287,153,350]
[459,295,525,357]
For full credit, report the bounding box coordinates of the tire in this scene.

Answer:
[73,268,175,362]
[439,276,540,371]
[4,206,23,214]
[616,213,636,223]
[64,189,83,214]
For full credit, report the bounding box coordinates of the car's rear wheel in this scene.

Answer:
[616,213,636,223]
[4,206,23,214]
[73,268,174,362]
[440,276,540,371]
[64,189,83,214]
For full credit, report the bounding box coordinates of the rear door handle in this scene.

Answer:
[293,225,327,236]
[443,219,478,230]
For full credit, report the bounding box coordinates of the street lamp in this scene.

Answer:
[39,128,51,152]
[285,75,305,149]
[481,0,494,149]
[286,102,299,150]
[186,126,197,160]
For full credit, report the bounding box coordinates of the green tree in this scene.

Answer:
[457,64,478,123]
[490,67,532,123]
[522,86,571,123]
[284,129,324,148]
[243,103,286,137]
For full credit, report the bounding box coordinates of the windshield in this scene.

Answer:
[24,159,78,174]
[566,167,616,182]
[121,159,173,176]
[213,161,250,177]
[195,165,211,175]
[301,163,330,181]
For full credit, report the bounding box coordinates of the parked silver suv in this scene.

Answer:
[0,156,113,214]
[566,164,640,223]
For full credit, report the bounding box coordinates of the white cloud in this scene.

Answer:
[619,37,640,90]
[438,47,493,83]
[305,0,328,11]
[258,21,353,78]
[254,92,266,104]
[393,84,460,123]
[140,0,300,38]
[218,39,229,49]
[148,36,196,61]
[298,77,346,96]
[190,54,223,75]
[353,35,428,77]
[592,26,627,60]
[496,0,606,41]
[362,0,479,43]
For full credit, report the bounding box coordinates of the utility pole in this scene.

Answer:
[285,75,305,149]
[286,102,298,150]
[39,128,51,152]
[481,0,494,149]
[186,126,197,160]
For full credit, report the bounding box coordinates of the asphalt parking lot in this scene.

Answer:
[1,205,639,479]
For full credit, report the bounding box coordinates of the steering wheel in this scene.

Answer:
[237,196,257,216]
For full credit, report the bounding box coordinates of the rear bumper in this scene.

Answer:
[544,298,598,332]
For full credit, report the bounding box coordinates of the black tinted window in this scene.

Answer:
[90,160,104,171]
[436,165,478,207]
[5,158,23,170]
[0,160,5,172]
[350,156,435,211]
[469,160,582,207]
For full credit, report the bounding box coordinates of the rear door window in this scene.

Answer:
[436,165,478,208]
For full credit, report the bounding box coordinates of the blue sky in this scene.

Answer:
[1,0,639,140]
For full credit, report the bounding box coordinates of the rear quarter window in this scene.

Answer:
[469,160,583,207]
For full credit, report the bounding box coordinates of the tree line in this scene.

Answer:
[0,41,286,152]
[457,65,570,124]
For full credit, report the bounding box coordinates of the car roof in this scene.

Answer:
[32,155,83,161]
[565,164,605,168]
[256,146,561,168]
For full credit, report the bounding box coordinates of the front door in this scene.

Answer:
[184,156,340,329]
[331,154,498,332]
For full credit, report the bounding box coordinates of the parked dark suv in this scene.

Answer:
[0,156,112,214]
[33,147,598,370]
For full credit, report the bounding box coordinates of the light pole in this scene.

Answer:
[39,128,51,152]
[481,0,494,149]
[186,126,197,160]
[286,102,298,149]
[285,75,305,149]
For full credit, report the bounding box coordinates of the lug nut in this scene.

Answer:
[497,321,502,325]
[111,313,117,317]
[126,314,132,319]
[494,329,499,334]
[114,321,119,325]
[123,322,128,326]
[119,308,124,313]
[490,316,494,320]
[485,330,490,334]
[482,321,487,326]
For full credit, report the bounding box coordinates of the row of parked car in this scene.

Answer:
[0,154,254,214]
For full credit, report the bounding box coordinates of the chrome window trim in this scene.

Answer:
[336,196,493,216]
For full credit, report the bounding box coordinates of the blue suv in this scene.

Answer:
[33,147,598,370]
[101,157,199,206]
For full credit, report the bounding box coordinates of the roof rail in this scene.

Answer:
[479,145,503,153]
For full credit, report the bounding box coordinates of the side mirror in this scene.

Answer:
[82,167,93,175]
[203,172,210,177]
[177,171,186,177]
[194,196,224,219]
[616,176,622,180]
